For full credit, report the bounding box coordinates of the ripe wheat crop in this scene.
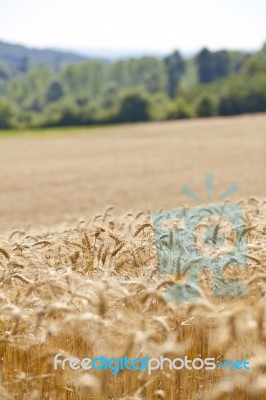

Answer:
[0,198,265,399]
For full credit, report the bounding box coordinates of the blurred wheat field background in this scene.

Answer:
[0,114,265,233]
[0,115,265,399]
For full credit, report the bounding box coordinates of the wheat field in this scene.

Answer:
[0,114,265,233]
[0,115,265,399]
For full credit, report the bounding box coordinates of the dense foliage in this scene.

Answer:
[0,42,265,128]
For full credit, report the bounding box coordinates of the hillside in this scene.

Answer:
[0,40,88,71]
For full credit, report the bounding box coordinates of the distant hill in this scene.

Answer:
[0,40,89,72]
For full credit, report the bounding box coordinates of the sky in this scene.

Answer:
[0,0,265,55]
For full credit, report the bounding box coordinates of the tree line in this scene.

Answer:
[0,44,265,129]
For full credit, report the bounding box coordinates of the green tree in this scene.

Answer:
[175,98,194,119]
[196,48,214,83]
[261,42,266,53]
[8,67,53,111]
[43,99,81,126]
[164,51,185,98]
[118,91,150,122]
[0,62,11,81]
[18,56,30,73]
[0,98,17,128]
[214,51,230,78]
[196,95,216,117]
[127,57,167,93]
[61,61,104,97]
[244,57,266,76]
[167,97,194,119]
[46,80,65,103]
[197,49,232,83]
[108,60,129,88]
[149,92,172,121]
[100,82,118,109]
